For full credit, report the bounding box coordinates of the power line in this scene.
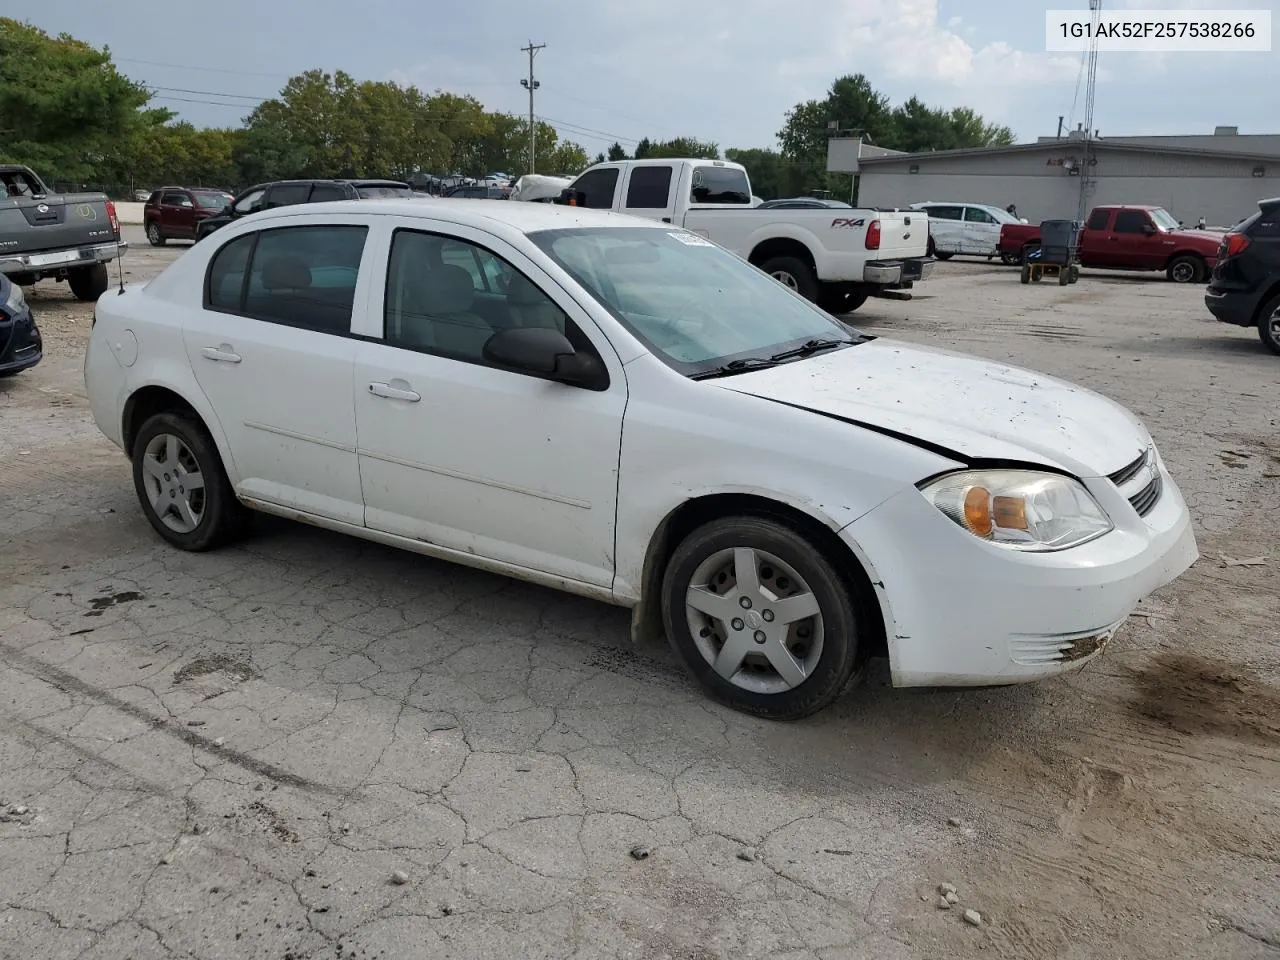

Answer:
[117,56,291,79]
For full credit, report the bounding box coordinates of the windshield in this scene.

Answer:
[1149,207,1180,230]
[528,226,853,375]
[356,185,413,199]
[193,191,231,209]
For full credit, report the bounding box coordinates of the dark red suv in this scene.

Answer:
[143,187,234,245]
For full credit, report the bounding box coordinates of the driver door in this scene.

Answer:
[351,220,628,588]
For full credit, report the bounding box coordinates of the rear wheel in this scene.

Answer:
[67,263,109,302]
[1258,294,1280,356]
[661,516,863,720]
[760,256,819,303]
[1167,254,1204,284]
[146,222,165,246]
[131,412,249,551]
[934,250,953,261]
[1000,252,1021,266]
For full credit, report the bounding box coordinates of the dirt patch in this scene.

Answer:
[89,590,143,610]
[245,801,299,844]
[1127,652,1280,746]
[173,655,260,685]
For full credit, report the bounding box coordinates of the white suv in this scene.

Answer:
[910,201,1024,261]
[85,200,1197,718]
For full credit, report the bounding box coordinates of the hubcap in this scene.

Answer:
[771,270,799,290]
[1172,262,1194,282]
[1267,307,1280,345]
[141,433,206,534]
[149,225,159,241]
[684,546,824,694]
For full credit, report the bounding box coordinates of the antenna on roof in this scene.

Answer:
[113,203,125,295]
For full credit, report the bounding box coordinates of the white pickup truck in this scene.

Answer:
[550,158,933,313]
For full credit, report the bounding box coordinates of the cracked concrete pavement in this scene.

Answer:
[2,228,1279,959]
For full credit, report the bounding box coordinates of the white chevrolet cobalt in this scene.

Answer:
[85,200,1198,719]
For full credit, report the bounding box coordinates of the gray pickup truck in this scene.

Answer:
[0,164,127,302]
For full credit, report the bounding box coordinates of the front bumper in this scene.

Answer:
[0,306,43,374]
[841,453,1198,687]
[864,257,934,286]
[1204,286,1262,327]
[0,240,129,275]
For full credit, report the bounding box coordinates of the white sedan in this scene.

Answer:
[85,199,1198,719]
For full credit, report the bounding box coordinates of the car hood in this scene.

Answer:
[1163,228,1224,248]
[714,339,1150,477]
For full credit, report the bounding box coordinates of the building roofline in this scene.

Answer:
[857,139,1280,166]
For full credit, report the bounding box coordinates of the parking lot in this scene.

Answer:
[2,227,1278,959]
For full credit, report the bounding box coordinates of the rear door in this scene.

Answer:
[182,219,375,523]
[1078,208,1113,263]
[923,205,963,253]
[962,205,1000,255]
[621,164,677,223]
[160,191,195,237]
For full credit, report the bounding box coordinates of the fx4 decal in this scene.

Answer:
[831,218,866,229]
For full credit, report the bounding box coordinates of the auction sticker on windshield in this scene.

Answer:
[668,231,715,246]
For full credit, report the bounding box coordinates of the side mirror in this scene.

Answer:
[482,327,607,390]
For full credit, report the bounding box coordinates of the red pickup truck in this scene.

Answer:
[997,205,1223,283]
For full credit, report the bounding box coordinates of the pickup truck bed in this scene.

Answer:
[0,164,127,301]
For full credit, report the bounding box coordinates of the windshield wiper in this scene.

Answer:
[690,356,781,380]
[768,337,857,362]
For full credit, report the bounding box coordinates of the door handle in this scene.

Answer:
[368,381,421,402]
[661,217,672,223]
[201,344,241,363]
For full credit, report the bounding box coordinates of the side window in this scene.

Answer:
[264,184,312,209]
[384,229,579,368]
[625,166,674,209]
[572,169,620,209]
[1113,210,1151,234]
[964,206,996,224]
[1086,209,1111,230]
[206,233,255,312]
[234,189,266,215]
[308,183,348,203]
[928,205,962,220]
[1250,213,1280,238]
[161,192,187,207]
[229,225,368,334]
[146,191,161,205]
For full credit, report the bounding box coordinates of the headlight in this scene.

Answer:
[920,469,1113,551]
[2,280,25,317]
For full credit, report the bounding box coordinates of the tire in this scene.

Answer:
[131,412,249,551]
[760,256,819,303]
[1000,252,1021,266]
[1020,264,1031,284]
[818,286,869,315]
[934,250,953,261]
[67,263,109,302]
[146,222,165,246]
[1022,243,1040,264]
[1068,265,1080,284]
[1258,294,1280,356]
[661,516,862,720]
[1167,254,1203,284]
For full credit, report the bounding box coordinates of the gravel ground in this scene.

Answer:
[2,227,1278,960]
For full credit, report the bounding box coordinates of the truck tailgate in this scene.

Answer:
[0,195,118,256]
[872,211,928,260]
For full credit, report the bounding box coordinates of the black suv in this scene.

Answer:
[194,178,412,242]
[1205,196,1280,355]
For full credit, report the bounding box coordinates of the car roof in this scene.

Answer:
[247,197,671,234]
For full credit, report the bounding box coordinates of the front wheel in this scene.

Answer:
[1258,294,1280,356]
[131,412,249,551]
[146,222,165,246]
[1167,254,1204,284]
[67,263,109,302]
[661,516,863,719]
[759,256,819,303]
[818,286,869,315]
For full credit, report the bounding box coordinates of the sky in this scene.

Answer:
[10,0,1278,155]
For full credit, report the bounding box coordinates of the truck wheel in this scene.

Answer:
[818,287,869,315]
[660,515,863,719]
[1167,255,1203,284]
[146,222,166,246]
[1258,294,1280,356]
[760,256,819,303]
[67,263,109,302]
[1000,252,1021,266]
[934,250,953,261]
[1020,264,1031,284]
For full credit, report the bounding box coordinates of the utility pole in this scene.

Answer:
[520,42,545,174]
[1076,0,1101,226]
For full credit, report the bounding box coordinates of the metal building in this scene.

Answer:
[841,129,1278,229]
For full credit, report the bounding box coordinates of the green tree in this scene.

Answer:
[0,18,158,182]
[633,137,653,159]
[606,142,629,161]
[725,147,784,200]
[643,137,719,160]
